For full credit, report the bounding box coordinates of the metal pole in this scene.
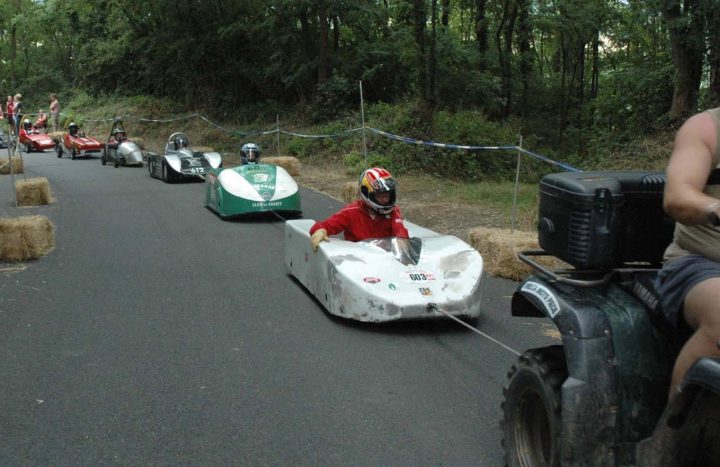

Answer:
[511,135,523,234]
[8,142,19,217]
[276,114,281,157]
[359,81,368,168]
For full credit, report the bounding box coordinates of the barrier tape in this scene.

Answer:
[367,127,517,151]
[280,128,363,139]
[49,111,579,172]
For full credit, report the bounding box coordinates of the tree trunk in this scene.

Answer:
[496,0,518,116]
[413,0,428,103]
[429,0,438,109]
[708,5,720,106]
[517,0,531,118]
[441,0,450,27]
[663,0,704,121]
[475,0,488,70]
[317,5,330,84]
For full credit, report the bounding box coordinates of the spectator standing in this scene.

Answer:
[49,94,60,131]
[13,94,23,136]
[6,95,14,135]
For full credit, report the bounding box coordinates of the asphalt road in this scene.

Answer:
[0,150,556,465]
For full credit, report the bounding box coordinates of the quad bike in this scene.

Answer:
[501,171,720,466]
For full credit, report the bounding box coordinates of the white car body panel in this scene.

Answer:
[285,219,483,322]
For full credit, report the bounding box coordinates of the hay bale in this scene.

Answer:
[194,146,215,153]
[0,215,55,261]
[16,177,54,206]
[263,156,301,177]
[129,137,145,150]
[48,131,64,143]
[340,181,357,204]
[469,227,566,281]
[0,157,23,175]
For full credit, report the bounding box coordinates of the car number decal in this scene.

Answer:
[402,271,435,283]
[520,281,560,318]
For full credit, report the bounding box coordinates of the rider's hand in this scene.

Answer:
[311,229,329,252]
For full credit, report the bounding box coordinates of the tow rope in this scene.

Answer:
[427,303,521,356]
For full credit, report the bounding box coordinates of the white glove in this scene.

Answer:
[311,229,329,252]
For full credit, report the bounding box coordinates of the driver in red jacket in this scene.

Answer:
[310,167,409,251]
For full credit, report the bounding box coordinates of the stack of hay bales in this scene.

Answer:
[129,137,145,150]
[263,156,301,177]
[340,181,357,204]
[0,215,55,261]
[16,177,54,206]
[0,157,23,175]
[194,146,215,153]
[469,226,566,281]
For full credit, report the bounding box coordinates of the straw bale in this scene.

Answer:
[16,177,54,206]
[0,157,23,175]
[129,137,145,150]
[340,181,357,204]
[263,156,301,177]
[194,146,215,153]
[48,131,64,143]
[0,215,55,261]
[469,226,567,281]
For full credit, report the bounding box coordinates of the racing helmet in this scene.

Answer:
[23,119,31,131]
[68,122,79,136]
[241,143,261,163]
[114,128,126,141]
[359,167,397,215]
[174,135,188,150]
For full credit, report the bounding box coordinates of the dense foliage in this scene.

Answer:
[1,0,717,173]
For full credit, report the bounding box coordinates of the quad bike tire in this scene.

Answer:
[501,345,566,467]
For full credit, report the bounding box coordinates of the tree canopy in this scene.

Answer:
[1,0,717,155]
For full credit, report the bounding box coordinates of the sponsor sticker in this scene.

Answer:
[252,173,269,183]
[520,281,561,318]
[252,201,282,207]
[418,287,432,296]
[363,277,381,284]
[388,283,397,291]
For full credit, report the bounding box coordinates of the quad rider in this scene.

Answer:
[660,107,720,401]
[309,167,409,251]
[240,143,261,165]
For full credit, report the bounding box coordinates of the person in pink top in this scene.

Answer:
[6,95,14,135]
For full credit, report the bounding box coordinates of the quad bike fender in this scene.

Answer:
[512,275,677,465]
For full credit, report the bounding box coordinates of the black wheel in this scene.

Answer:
[501,346,566,467]
[25,143,32,153]
[162,160,170,182]
[101,150,107,165]
[114,156,120,168]
[148,159,154,177]
[71,148,77,160]
[56,145,62,158]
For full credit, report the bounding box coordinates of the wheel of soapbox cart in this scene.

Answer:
[501,346,565,467]
[55,144,62,158]
[101,149,107,165]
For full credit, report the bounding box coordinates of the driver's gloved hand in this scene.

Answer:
[311,229,329,252]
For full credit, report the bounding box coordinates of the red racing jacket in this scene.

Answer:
[309,200,409,242]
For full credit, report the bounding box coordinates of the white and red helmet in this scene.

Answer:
[359,167,397,215]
